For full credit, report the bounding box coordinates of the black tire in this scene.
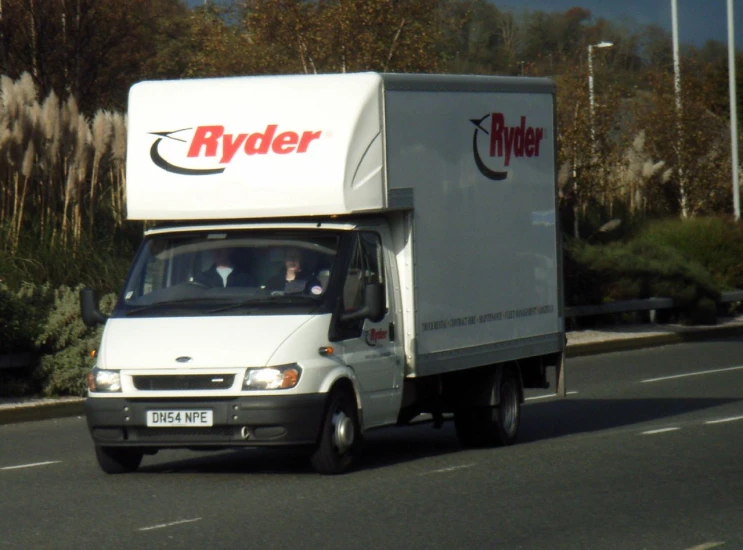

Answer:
[454,370,521,448]
[310,387,362,475]
[94,446,143,474]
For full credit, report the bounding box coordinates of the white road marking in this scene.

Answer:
[138,518,202,532]
[419,463,476,476]
[642,365,743,383]
[641,427,680,435]
[684,542,725,550]
[705,415,743,425]
[1,461,61,471]
[526,391,578,401]
[525,394,553,401]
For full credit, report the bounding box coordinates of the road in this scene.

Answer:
[1,338,742,550]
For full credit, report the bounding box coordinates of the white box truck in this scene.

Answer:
[81,72,565,475]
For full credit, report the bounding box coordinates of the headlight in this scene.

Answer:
[243,364,301,390]
[87,368,122,393]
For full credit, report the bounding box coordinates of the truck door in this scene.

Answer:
[338,230,403,428]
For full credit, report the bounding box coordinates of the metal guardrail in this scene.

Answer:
[565,298,674,318]
[0,352,37,370]
[565,290,743,319]
[719,290,743,303]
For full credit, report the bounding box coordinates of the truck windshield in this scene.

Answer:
[114,229,341,317]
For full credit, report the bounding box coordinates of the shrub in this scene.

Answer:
[0,282,54,354]
[636,217,743,290]
[35,285,116,397]
[562,239,603,307]
[565,238,721,324]
[0,283,56,397]
[0,283,35,354]
[0,230,136,294]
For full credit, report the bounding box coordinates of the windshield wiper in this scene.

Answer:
[207,295,320,314]
[125,298,215,316]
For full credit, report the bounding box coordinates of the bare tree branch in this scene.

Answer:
[383,18,405,72]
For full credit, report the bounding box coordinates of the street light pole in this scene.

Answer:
[728,0,740,220]
[671,0,688,218]
[588,41,613,154]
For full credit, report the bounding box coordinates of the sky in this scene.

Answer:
[499,0,742,48]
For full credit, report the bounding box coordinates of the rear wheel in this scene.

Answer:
[310,387,362,475]
[94,446,143,474]
[454,369,520,447]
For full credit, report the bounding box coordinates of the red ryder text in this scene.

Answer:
[489,113,544,166]
[187,125,322,163]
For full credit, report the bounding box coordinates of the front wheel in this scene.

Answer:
[455,369,521,448]
[310,387,362,475]
[94,446,143,474]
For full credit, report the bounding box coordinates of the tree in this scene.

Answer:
[0,0,192,113]
[180,2,256,78]
[635,59,733,217]
[437,0,506,75]
[239,0,442,75]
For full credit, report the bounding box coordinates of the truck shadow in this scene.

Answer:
[519,396,742,443]
[138,396,740,474]
[138,423,462,475]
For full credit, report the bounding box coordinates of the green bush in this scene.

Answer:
[562,239,603,307]
[0,284,34,354]
[0,230,136,294]
[636,217,743,290]
[565,238,721,324]
[0,282,54,354]
[0,283,56,397]
[35,285,116,397]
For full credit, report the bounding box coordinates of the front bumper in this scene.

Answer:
[85,394,326,449]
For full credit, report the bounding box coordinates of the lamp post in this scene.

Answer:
[671,0,689,218]
[727,0,740,220]
[588,41,613,153]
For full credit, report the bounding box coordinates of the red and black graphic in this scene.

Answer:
[365,328,388,347]
[149,125,323,176]
[471,113,545,180]
[150,128,225,176]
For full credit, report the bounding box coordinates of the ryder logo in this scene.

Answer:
[149,125,323,176]
[365,328,388,347]
[470,113,545,180]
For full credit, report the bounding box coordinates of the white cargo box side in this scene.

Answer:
[126,73,387,220]
[382,75,564,377]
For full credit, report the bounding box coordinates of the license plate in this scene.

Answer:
[146,410,213,427]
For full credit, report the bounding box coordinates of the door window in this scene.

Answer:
[339,232,385,339]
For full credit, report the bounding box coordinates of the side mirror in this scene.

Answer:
[364,282,385,323]
[80,288,109,327]
[341,282,385,323]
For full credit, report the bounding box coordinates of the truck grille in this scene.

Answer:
[129,427,238,442]
[132,374,235,391]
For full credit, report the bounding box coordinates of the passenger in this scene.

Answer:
[195,247,255,288]
[266,247,323,295]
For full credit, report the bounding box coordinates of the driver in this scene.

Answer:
[266,247,322,295]
[194,248,256,288]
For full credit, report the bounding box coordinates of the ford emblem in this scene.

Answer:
[175,356,192,364]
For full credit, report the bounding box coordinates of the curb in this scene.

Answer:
[2,323,743,426]
[566,323,743,358]
[0,399,85,426]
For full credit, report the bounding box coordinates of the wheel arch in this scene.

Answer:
[442,361,525,408]
[318,367,364,429]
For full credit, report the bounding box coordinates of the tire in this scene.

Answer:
[310,387,362,475]
[454,369,521,448]
[94,446,143,474]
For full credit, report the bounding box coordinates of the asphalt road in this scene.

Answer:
[2,338,742,550]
